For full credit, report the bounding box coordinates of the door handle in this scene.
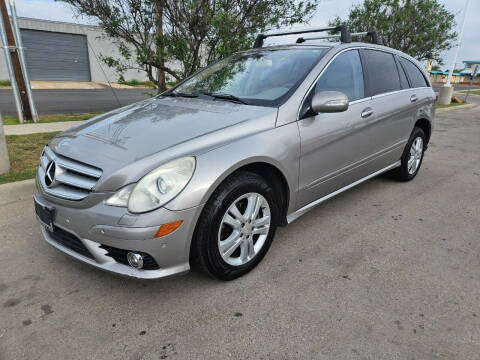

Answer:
[361,108,374,118]
[410,95,418,102]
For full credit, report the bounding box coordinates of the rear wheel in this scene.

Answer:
[389,127,426,181]
[191,172,279,280]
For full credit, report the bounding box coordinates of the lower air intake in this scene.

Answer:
[49,226,94,259]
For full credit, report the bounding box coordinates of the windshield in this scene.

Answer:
[169,48,327,106]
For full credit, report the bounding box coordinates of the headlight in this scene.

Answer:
[106,157,195,213]
[105,184,135,207]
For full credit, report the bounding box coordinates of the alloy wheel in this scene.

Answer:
[408,137,423,175]
[218,192,271,266]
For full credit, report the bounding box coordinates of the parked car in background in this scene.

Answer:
[34,27,435,280]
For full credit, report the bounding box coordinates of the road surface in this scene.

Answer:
[1,85,478,116]
[0,88,153,116]
[432,82,480,92]
[0,105,480,359]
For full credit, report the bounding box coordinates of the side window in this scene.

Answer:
[396,57,410,89]
[363,50,401,95]
[314,50,365,102]
[400,58,429,88]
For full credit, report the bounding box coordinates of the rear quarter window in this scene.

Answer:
[395,57,410,89]
[363,50,401,96]
[400,57,429,88]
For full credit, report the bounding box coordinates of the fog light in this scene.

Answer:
[127,252,144,269]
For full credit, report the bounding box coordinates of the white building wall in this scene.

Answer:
[0,17,148,82]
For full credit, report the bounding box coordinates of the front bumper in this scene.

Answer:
[34,188,203,279]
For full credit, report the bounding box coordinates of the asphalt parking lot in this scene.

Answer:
[1,104,479,359]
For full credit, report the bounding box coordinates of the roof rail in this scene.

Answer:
[296,30,381,45]
[253,25,351,48]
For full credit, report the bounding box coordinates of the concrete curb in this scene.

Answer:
[458,93,480,97]
[0,178,35,206]
[456,91,480,96]
[436,103,478,114]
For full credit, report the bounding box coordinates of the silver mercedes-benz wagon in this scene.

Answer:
[34,27,434,280]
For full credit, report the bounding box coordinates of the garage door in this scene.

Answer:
[21,29,91,81]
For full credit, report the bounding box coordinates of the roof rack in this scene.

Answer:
[253,25,352,48]
[296,31,381,45]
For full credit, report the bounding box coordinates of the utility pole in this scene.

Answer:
[0,0,32,120]
[0,8,23,123]
[9,0,38,122]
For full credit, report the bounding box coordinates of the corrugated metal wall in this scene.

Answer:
[21,29,91,81]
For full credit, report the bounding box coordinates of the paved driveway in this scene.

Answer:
[1,106,479,359]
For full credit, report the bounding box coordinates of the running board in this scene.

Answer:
[287,161,401,223]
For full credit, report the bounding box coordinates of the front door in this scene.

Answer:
[296,49,382,209]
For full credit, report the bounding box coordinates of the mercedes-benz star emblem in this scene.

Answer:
[45,160,56,187]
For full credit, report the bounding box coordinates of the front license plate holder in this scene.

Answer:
[34,196,55,232]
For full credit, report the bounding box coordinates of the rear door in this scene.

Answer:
[398,56,433,138]
[361,49,413,167]
[296,49,378,209]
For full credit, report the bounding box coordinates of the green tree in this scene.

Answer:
[60,0,318,90]
[329,0,457,62]
[431,64,441,71]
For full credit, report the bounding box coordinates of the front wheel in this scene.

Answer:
[191,171,279,280]
[389,127,426,181]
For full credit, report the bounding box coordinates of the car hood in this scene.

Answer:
[49,97,276,187]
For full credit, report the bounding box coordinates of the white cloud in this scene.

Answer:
[15,0,92,24]
[14,0,480,65]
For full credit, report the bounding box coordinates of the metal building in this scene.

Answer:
[0,17,147,83]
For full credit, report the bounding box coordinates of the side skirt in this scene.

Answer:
[286,161,401,223]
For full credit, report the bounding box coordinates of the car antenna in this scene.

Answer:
[77,26,122,108]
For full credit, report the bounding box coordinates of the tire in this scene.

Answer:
[191,171,280,280]
[389,127,426,181]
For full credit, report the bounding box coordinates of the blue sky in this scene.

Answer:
[14,0,480,69]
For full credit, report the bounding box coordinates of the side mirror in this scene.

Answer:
[311,91,349,113]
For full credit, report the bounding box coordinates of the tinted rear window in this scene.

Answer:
[363,50,401,96]
[400,57,429,88]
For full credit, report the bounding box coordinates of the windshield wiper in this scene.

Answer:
[200,92,248,105]
[164,92,198,98]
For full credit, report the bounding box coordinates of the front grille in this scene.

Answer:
[38,146,102,201]
[99,245,160,270]
[49,226,94,259]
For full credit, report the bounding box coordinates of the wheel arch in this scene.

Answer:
[230,162,290,225]
[414,118,432,144]
[188,158,292,265]
[200,158,292,225]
